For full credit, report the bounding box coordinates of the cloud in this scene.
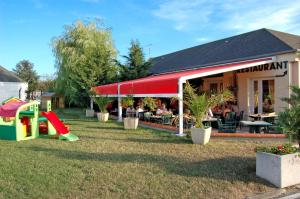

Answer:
[152,0,213,31]
[152,0,300,34]
[195,37,209,43]
[222,2,300,34]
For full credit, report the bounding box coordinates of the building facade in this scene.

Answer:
[0,66,28,102]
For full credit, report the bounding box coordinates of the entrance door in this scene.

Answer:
[250,79,275,114]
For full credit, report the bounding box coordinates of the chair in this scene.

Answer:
[236,110,244,128]
[224,112,236,127]
[265,118,282,134]
[144,112,153,122]
[217,118,236,133]
[183,118,194,129]
[161,114,172,125]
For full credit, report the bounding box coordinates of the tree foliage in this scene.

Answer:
[119,40,151,81]
[13,60,39,99]
[278,86,300,145]
[52,20,118,107]
[37,75,55,93]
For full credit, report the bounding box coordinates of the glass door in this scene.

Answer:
[251,79,275,114]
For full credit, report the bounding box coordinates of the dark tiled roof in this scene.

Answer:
[150,28,300,74]
[0,66,24,82]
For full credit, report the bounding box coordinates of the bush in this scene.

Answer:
[255,143,298,155]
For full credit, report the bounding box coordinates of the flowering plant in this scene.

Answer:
[255,144,298,155]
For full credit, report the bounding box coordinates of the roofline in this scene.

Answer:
[152,29,270,61]
[151,49,296,76]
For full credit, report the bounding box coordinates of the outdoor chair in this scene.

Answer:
[144,112,153,122]
[224,112,236,127]
[183,118,194,129]
[265,118,282,134]
[217,118,236,133]
[161,114,172,125]
[236,110,244,129]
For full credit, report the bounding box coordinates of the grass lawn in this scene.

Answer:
[0,108,285,199]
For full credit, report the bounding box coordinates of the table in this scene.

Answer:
[249,113,278,121]
[202,117,218,127]
[240,120,272,133]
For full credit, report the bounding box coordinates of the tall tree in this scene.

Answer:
[119,40,151,81]
[14,60,39,99]
[52,20,118,107]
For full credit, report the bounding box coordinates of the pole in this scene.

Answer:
[177,80,185,136]
[90,98,93,110]
[117,84,122,122]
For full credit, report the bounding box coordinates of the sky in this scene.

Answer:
[1,0,300,77]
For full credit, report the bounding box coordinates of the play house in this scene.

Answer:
[0,97,78,141]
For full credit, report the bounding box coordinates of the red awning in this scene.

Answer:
[93,57,273,96]
[93,82,119,95]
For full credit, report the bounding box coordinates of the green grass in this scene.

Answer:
[0,109,285,198]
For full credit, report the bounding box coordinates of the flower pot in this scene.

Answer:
[191,127,212,145]
[97,112,109,122]
[86,109,95,117]
[124,117,139,130]
[256,152,300,188]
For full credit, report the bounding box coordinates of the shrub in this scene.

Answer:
[142,97,157,111]
[122,95,134,108]
[278,86,300,146]
[92,96,112,113]
[255,143,298,155]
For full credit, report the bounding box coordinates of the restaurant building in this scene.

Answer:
[94,28,300,135]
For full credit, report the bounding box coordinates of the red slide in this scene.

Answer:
[41,111,69,135]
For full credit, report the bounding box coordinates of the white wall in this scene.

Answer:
[0,82,28,102]
[201,53,299,118]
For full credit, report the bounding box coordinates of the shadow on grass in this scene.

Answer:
[25,146,269,185]
[85,126,124,130]
[125,137,190,144]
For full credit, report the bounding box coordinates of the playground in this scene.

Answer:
[0,108,288,198]
[0,97,78,142]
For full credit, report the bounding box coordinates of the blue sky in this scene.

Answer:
[1,0,300,77]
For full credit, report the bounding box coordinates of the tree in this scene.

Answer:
[13,60,39,99]
[278,86,300,146]
[37,75,55,93]
[52,20,118,107]
[119,40,151,81]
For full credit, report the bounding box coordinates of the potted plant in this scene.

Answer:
[122,95,138,129]
[255,86,300,188]
[142,97,157,112]
[184,82,234,144]
[92,95,112,122]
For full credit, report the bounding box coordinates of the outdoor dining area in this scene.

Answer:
[109,97,281,134]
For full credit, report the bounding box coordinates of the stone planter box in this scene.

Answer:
[86,109,95,117]
[191,127,212,145]
[124,117,139,130]
[256,152,300,188]
[97,113,109,122]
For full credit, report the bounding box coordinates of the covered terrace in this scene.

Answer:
[93,57,275,135]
